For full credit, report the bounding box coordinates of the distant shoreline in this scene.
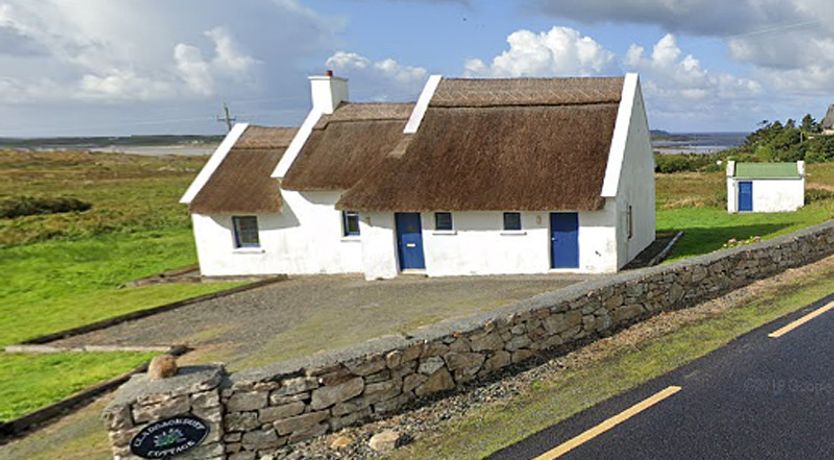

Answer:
[0,131,748,157]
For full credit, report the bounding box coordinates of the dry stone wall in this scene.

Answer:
[105,220,834,459]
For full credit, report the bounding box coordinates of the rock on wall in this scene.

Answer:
[104,220,834,459]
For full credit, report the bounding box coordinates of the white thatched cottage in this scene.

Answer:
[726,161,805,213]
[182,72,655,279]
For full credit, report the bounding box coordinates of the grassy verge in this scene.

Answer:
[0,398,113,460]
[391,260,834,459]
[0,352,156,423]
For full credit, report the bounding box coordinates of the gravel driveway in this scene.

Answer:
[53,274,589,370]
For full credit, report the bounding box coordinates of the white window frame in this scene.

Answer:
[232,215,260,248]
[342,211,361,237]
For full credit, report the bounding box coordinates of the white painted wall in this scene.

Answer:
[192,190,362,277]
[726,178,805,213]
[359,206,619,280]
[358,213,400,280]
[614,77,656,268]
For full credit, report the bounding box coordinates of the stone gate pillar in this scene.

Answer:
[102,365,227,460]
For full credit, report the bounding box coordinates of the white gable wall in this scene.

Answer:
[192,190,362,277]
[613,78,656,268]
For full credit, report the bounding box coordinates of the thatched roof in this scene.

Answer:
[430,77,624,107]
[337,77,624,212]
[823,104,834,130]
[281,103,413,191]
[189,126,297,214]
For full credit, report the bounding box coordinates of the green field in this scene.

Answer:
[655,165,834,260]
[0,150,239,423]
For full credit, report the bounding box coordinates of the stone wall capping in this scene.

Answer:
[105,364,225,415]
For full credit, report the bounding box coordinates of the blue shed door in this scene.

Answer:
[395,213,425,270]
[551,213,579,269]
[738,181,753,212]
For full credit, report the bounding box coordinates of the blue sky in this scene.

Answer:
[1,0,832,136]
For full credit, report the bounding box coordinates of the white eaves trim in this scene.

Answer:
[180,123,249,204]
[404,74,442,134]
[601,73,639,198]
[272,109,323,178]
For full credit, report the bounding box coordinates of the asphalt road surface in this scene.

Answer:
[491,293,834,460]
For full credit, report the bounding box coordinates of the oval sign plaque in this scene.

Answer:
[130,415,210,459]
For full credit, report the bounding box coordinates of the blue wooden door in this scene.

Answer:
[738,181,753,212]
[551,213,579,269]
[395,213,425,270]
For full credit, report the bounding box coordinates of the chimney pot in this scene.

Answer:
[325,70,334,77]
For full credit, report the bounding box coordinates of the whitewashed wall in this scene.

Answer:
[192,190,362,277]
[726,178,805,213]
[359,206,619,280]
[614,81,656,267]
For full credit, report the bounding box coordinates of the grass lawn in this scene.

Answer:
[0,352,156,422]
[391,256,834,460]
[655,164,834,260]
[0,150,241,423]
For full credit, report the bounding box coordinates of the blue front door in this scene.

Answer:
[551,213,579,269]
[395,213,425,270]
[738,181,753,212]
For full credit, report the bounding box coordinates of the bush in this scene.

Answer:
[0,196,92,219]
[655,153,721,173]
[805,188,834,205]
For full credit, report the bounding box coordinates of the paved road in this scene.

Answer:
[491,293,834,460]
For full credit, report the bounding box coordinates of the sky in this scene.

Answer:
[1,0,833,136]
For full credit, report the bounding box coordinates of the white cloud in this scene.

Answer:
[325,51,427,100]
[174,44,214,96]
[530,0,811,37]
[78,71,175,101]
[623,34,764,128]
[0,0,343,135]
[173,27,260,97]
[624,34,761,101]
[463,27,616,77]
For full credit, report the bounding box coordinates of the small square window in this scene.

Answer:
[232,216,260,248]
[343,211,360,237]
[503,212,522,231]
[435,212,453,231]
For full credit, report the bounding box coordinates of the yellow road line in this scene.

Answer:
[768,301,834,338]
[534,386,682,460]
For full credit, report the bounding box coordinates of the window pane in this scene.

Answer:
[343,211,360,236]
[503,212,521,231]
[233,216,260,248]
[435,212,453,231]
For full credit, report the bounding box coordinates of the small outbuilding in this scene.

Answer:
[726,161,805,213]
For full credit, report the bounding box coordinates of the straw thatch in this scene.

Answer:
[337,102,620,212]
[281,103,413,191]
[430,77,624,108]
[189,126,296,214]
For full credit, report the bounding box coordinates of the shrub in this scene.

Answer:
[655,154,716,173]
[805,188,834,205]
[0,196,92,219]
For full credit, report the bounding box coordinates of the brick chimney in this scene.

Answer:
[309,70,348,114]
